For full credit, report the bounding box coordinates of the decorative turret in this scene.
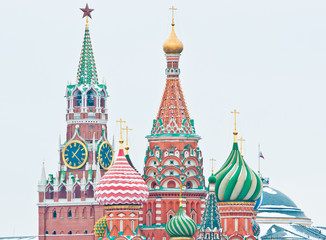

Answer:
[165,187,197,240]
[215,110,262,202]
[95,123,149,205]
[213,110,263,239]
[197,159,222,240]
[141,7,207,239]
[163,7,183,55]
[94,121,149,239]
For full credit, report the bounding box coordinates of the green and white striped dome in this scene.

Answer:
[165,204,197,238]
[214,142,262,202]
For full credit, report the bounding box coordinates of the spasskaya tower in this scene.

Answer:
[37,4,112,239]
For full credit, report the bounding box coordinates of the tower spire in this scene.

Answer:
[77,4,98,85]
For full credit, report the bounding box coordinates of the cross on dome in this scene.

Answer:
[231,109,240,142]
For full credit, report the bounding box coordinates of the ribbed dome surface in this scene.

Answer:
[215,142,262,201]
[251,219,261,237]
[95,148,149,205]
[165,205,197,238]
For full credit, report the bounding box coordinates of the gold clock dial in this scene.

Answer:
[62,140,88,169]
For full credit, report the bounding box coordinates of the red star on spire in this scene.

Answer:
[80,3,94,19]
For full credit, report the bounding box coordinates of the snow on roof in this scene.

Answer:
[0,237,38,240]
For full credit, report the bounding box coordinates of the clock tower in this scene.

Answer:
[38,4,112,239]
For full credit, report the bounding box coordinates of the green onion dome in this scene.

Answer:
[94,216,107,238]
[215,142,262,202]
[165,204,197,238]
[208,174,216,184]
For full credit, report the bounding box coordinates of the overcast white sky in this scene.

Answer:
[1,0,326,237]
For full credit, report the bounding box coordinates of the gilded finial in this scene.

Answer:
[210,158,216,174]
[179,184,183,206]
[169,6,177,26]
[116,118,126,149]
[122,126,133,155]
[163,6,183,54]
[42,158,45,165]
[231,109,240,142]
[238,137,246,157]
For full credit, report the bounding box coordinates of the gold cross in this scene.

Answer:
[210,158,216,174]
[238,137,246,156]
[116,118,126,148]
[169,5,178,25]
[231,109,240,142]
[230,109,240,131]
[122,126,133,154]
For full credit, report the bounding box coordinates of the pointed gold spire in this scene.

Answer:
[179,184,183,206]
[231,109,240,142]
[122,126,133,155]
[163,6,184,54]
[116,118,126,149]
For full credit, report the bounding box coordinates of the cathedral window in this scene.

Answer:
[120,220,123,232]
[45,231,48,235]
[52,210,57,219]
[151,182,157,189]
[68,231,72,234]
[146,211,152,226]
[87,90,96,106]
[186,181,193,189]
[84,230,88,234]
[73,90,82,107]
[169,171,174,175]
[170,160,174,165]
[52,231,56,235]
[167,181,176,188]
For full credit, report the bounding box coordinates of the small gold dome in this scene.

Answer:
[163,24,184,54]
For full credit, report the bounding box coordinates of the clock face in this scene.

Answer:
[98,141,113,170]
[62,140,88,169]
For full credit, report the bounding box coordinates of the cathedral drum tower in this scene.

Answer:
[141,7,207,240]
[38,5,113,239]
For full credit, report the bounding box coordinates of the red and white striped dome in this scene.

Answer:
[95,148,149,205]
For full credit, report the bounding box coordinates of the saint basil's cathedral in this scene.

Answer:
[36,4,326,240]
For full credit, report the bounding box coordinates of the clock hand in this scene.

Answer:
[105,151,109,159]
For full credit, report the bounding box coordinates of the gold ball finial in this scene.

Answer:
[125,145,130,151]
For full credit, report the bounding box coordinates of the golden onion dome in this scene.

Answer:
[163,23,184,54]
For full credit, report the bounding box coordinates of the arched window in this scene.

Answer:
[68,231,72,235]
[90,208,94,217]
[68,209,72,218]
[82,207,87,218]
[45,231,48,235]
[75,207,79,218]
[84,230,88,234]
[167,181,176,188]
[52,231,56,235]
[58,185,67,199]
[100,91,105,107]
[146,211,152,226]
[186,181,193,189]
[85,184,94,198]
[45,185,54,199]
[73,90,82,107]
[53,210,57,218]
[87,90,96,106]
[151,182,157,189]
[73,184,81,198]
